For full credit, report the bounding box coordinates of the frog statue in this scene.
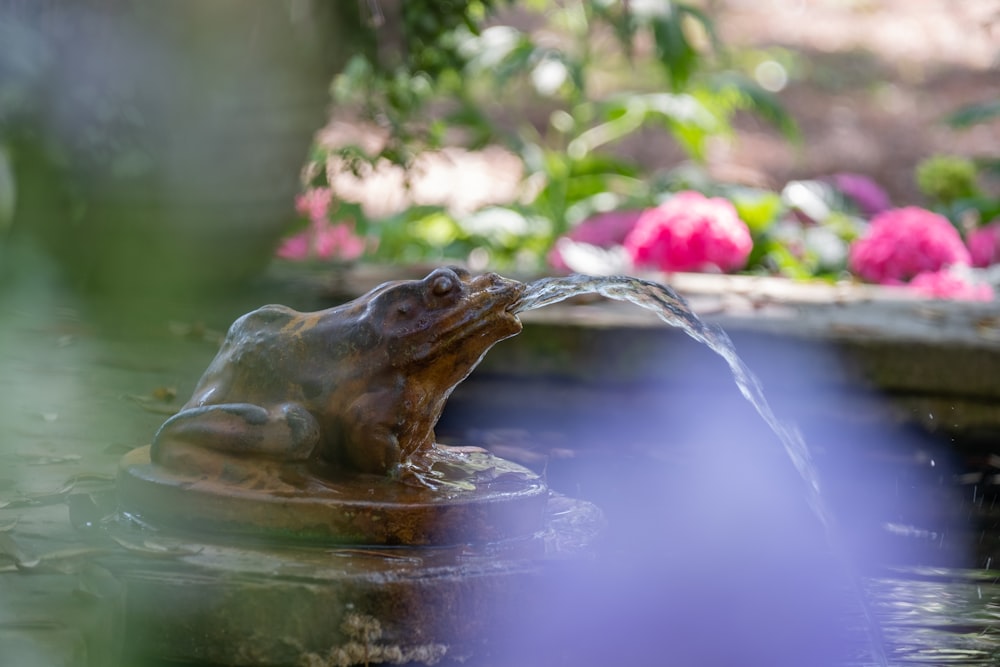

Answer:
[150,267,525,483]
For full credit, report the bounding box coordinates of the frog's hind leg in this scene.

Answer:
[151,402,320,475]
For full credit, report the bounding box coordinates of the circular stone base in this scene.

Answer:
[117,445,549,545]
[107,493,604,666]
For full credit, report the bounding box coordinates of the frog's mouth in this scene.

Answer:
[406,276,525,365]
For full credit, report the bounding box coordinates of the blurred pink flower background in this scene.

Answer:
[848,207,970,283]
[623,191,753,273]
[848,206,992,300]
[967,221,1000,268]
[277,187,366,261]
[908,269,993,301]
[285,179,996,301]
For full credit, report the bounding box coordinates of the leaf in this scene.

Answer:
[110,535,203,558]
[668,121,711,163]
[75,564,123,600]
[591,0,638,56]
[678,3,723,55]
[651,4,698,91]
[945,100,1000,129]
[335,201,371,237]
[973,157,1000,178]
[731,188,784,234]
[125,394,179,415]
[708,72,800,141]
[0,533,40,569]
[443,103,496,149]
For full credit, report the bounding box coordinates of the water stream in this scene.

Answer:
[512,273,890,666]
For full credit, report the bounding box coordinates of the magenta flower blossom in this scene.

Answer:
[623,191,752,273]
[276,219,366,261]
[847,207,970,284]
[831,173,891,217]
[277,187,366,261]
[548,209,643,271]
[908,270,993,301]
[295,187,334,223]
[967,221,1000,268]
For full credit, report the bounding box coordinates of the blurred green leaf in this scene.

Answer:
[916,155,979,205]
[945,99,1000,129]
[651,6,697,91]
[973,157,1000,179]
[298,0,799,272]
[731,188,784,235]
[765,242,814,280]
[679,3,723,54]
[708,72,800,141]
[591,0,638,56]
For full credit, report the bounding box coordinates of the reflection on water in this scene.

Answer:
[871,569,1000,665]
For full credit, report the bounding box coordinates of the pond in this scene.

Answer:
[2,257,1000,666]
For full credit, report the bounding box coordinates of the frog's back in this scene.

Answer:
[186,305,306,407]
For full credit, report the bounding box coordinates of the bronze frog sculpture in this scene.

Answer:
[151,267,524,481]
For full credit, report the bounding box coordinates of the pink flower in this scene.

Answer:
[831,173,891,217]
[295,188,333,223]
[908,270,993,301]
[548,210,643,271]
[279,187,366,262]
[276,233,310,260]
[848,207,970,284]
[967,221,1000,268]
[623,191,752,273]
[277,219,366,261]
[312,220,365,260]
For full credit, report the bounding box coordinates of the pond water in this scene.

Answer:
[2,260,1000,666]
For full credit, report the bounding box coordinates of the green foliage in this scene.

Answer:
[400,0,500,76]
[300,0,798,270]
[945,99,1000,130]
[650,3,722,91]
[730,187,783,236]
[929,99,1000,225]
[916,155,979,205]
[913,153,1000,228]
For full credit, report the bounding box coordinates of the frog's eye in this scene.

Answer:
[430,274,455,296]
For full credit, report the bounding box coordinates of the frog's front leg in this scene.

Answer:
[336,391,406,476]
[151,402,320,474]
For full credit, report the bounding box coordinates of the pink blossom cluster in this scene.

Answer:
[908,269,993,301]
[623,191,753,272]
[276,187,366,262]
[967,221,1000,268]
[847,207,970,284]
